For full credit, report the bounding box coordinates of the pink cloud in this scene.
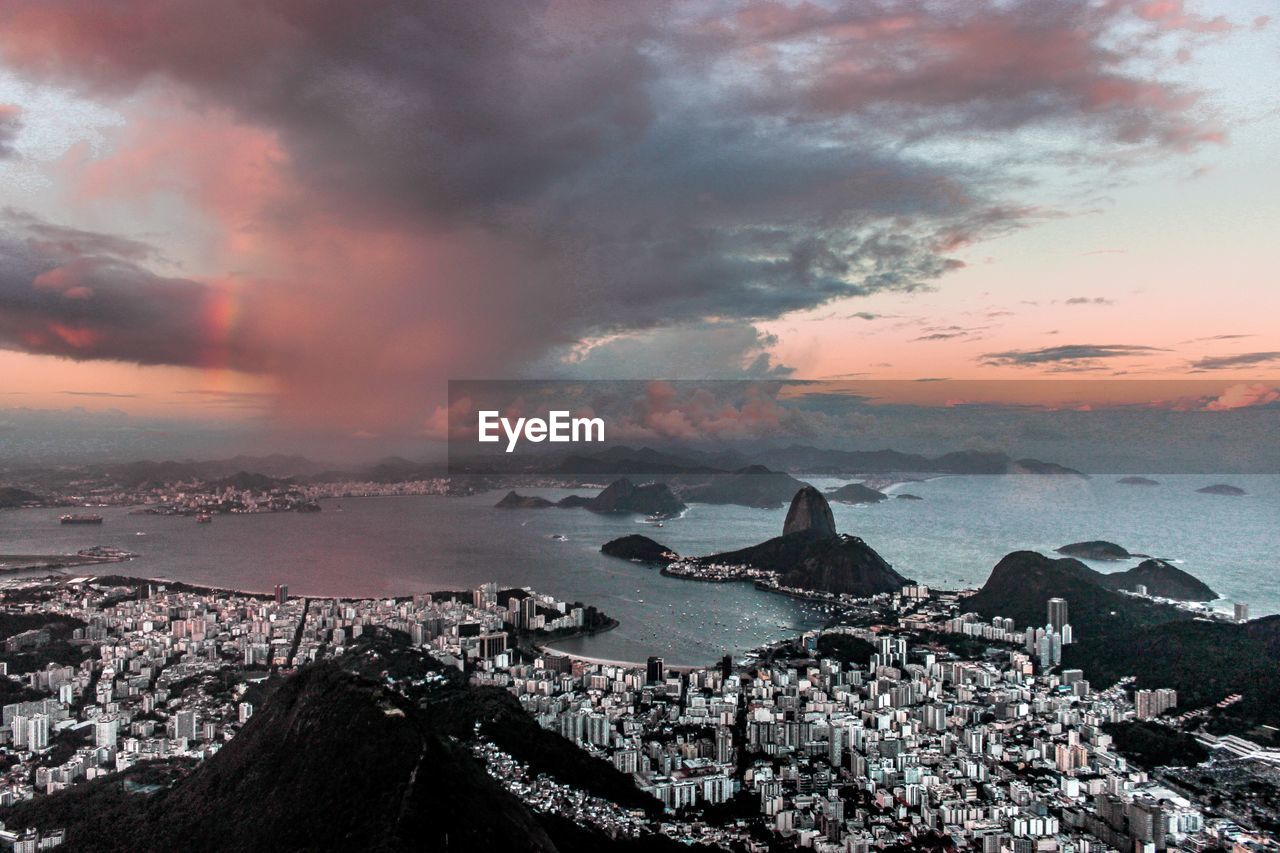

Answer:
[1203,383,1280,411]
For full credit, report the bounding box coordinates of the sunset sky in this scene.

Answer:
[0,0,1277,448]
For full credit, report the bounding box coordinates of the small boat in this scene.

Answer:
[550,533,567,541]
[195,512,213,524]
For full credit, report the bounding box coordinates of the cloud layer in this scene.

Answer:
[0,0,1249,431]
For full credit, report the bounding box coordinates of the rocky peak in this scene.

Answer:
[783,485,837,537]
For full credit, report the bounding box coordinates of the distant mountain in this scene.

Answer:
[679,465,809,508]
[1102,559,1218,602]
[752,445,933,474]
[552,444,1085,481]
[0,486,43,508]
[106,454,322,488]
[696,487,909,597]
[558,446,727,476]
[1011,458,1088,478]
[931,450,1016,475]
[358,456,447,483]
[601,535,680,563]
[497,478,685,517]
[965,551,1190,638]
[1054,541,1135,561]
[825,483,888,505]
[747,446,1013,475]
[586,478,684,516]
[1196,483,1246,496]
[1117,476,1160,486]
[213,471,294,491]
[495,490,555,509]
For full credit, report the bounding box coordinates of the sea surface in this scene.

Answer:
[1,474,1276,665]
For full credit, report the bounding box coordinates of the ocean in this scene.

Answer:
[1,474,1275,665]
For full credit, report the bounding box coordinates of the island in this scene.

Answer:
[494,491,555,509]
[825,483,888,505]
[1054,540,1141,561]
[1196,484,1246,496]
[494,478,686,517]
[1011,458,1089,478]
[600,535,680,564]
[1117,476,1160,486]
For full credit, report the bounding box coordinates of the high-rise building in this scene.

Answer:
[274,584,288,605]
[95,715,120,748]
[1135,688,1178,720]
[1235,602,1250,623]
[646,656,665,684]
[1047,598,1069,633]
[519,596,538,629]
[716,727,734,764]
[11,715,27,749]
[477,632,507,659]
[26,714,49,751]
[175,709,199,740]
[473,582,497,608]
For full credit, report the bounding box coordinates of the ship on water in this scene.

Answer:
[195,512,213,524]
[60,514,104,525]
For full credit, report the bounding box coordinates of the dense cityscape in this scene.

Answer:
[0,560,1274,851]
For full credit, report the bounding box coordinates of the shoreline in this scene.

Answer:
[534,644,711,673]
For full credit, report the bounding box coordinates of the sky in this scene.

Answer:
[0,0,1277,455]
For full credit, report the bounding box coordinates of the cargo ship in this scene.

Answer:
[60,514,104,525]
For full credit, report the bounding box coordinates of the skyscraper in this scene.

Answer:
[1047,598,1068,633]
[175,709,199,740]
[646,656,665,684]
[274,584,288,605]
[27,714,49,751]
[1235,602,1249,623]
[519,596,538,629]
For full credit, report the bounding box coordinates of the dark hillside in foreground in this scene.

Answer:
[2,634,675,852]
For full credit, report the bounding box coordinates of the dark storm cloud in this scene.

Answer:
[0,213,266,369]
[980,344,1166,368]
[1189,351,1280,370]
[0,0,1238,394]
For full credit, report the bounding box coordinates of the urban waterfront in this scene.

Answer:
[2,474,1276,665]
